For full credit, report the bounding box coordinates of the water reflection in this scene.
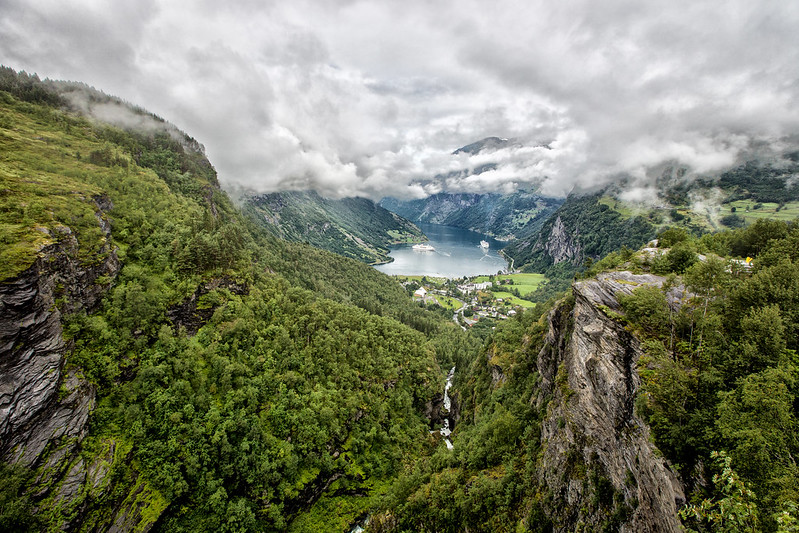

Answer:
[374,223,507,278]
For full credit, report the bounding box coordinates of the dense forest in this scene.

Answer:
[711,162,799,205]
[3,67,799,532]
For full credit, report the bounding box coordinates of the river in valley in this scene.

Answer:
[373,223,508,278]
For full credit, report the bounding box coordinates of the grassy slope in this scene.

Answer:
[0,93,114,279]
[719,200,799,222]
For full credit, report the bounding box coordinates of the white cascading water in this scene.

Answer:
[439,366,455,450]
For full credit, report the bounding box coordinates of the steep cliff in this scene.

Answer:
[0,197,117,464]
[372,269,688,532]
[504,193,655,272]
[535,271,684,532]
[540,215,581,264]
[0,196,155,530]
[0,78,203,531]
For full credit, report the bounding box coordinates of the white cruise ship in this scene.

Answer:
[412,243,435,251]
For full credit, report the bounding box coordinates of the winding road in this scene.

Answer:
[452,298,467,331]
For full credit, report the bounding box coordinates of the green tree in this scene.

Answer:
[618,285,669,338]
[658,226,690,247]
[684,256,729,361]
[716,368,798,507]
[679,451,759,533]
[665,242,698,274]
[0,464,41,533]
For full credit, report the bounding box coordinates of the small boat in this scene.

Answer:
[479,240,489,249]
[412,243,435,252]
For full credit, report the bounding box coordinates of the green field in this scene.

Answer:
[431,294,462,310]
[470,273,544,308]
[492,291,536,308]
[386,229,425,243]
[473,273,546,294]
[504,273,546,294]
[719,200,799,223]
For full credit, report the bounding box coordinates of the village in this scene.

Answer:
[399,273,546,330]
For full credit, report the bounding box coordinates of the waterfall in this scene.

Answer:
[348,515,370,533]
[440,366,455,449]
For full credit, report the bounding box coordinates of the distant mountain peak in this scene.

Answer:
[452,136,510,155]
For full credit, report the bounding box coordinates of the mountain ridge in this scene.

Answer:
[244,190,425,264]
[380,191,562,240]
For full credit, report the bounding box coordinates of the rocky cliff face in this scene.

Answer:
[535,271,684,532]
[1,197,118,463]
[502,214,582,270]
[0,198,160,530]
[385,193,484,225]
[540,215,581,264]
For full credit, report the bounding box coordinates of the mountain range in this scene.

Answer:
[2,67,799,533]
[380,191,562,241]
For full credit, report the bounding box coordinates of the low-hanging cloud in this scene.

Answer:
[2,0,799,200]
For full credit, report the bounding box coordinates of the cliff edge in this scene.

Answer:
[535,271,684,532]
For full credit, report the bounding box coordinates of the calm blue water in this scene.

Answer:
[374,223,508,278]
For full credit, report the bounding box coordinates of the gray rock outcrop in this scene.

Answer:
[1,198,118,462]
[0,196,126,529]
[535,271,684,532]
[541,215,581,264]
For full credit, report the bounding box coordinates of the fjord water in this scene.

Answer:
[374,223,507,278]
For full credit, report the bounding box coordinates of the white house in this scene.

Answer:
[414,287,427,299]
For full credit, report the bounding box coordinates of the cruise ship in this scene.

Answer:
[412,243,435,252]
[479,240,489,249]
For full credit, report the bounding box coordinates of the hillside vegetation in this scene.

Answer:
[245,191,425,264]
[371,220,799,532]
[0,70,480,532]
[603,221,799,531]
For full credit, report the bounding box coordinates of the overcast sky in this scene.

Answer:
[2,0,798,200]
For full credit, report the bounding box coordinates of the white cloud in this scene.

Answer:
[2,0,799,200]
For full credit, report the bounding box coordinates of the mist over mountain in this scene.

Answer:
[3,1,799,201]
